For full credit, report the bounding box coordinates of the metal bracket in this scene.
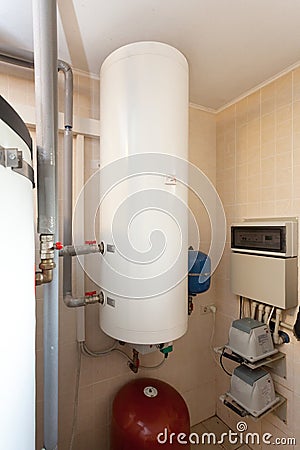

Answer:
[0,146,22,168]
[0,146,34,187]
[214,346,286,379]
[258,352,287,379]
[220,392,287,423]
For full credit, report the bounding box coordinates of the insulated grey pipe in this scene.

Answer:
[58,60,73,127]
[32,1,58,450]
[59,244,102,257]
[33,1,58,236]
[62,125,73,298]
[57,62,96,309]
[57,61,73,301]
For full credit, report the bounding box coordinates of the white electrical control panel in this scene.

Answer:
[231,218,298,309]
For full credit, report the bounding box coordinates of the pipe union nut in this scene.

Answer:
[39,259,56,270]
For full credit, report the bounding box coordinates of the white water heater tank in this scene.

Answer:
[0,96,35,450]
[99,42,189,344]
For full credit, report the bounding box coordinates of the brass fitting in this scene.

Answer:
[35,234,56,286]
[84,292,101,305]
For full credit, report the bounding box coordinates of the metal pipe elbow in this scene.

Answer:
[63,293,86,308]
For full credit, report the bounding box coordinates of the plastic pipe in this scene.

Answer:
[32,2,58,450]
[257,303,265,322]
[263,305,271,323]
[273,308,284,345]
[250,301,258,319]
[269,318,294,331]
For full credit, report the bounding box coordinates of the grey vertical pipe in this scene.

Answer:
[32,1,59,450]
[58,61,73,298]
[33,1,58,236]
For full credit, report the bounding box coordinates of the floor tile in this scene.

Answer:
[201,416,240,450]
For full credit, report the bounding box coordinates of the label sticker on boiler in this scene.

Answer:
[107,244,115,253]
[107,297,115,307]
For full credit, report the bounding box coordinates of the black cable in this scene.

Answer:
[239,296,243,319]
[220,347,232,376]
[294,306,300,340]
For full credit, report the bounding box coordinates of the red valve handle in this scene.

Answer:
[55,242,64,250]
[85,291,97,297]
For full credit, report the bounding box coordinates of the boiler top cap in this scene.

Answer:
[100,41,188,75]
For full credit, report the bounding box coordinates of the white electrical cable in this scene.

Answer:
[209,307,220,367]
[69,343,82,450]
[82,341,118,357]
[81,342,166,369]
[267,306,275,326]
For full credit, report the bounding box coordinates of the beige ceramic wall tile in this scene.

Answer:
[293,67,300,102]
[183,381,216,426]
[276,119,292,140]
[275,199,293,216]
[277,104,293,123]
[236,97,248,128]
[293,148,300,165]
[261,81,276,116]
[261,112,275,144]
[248,119,260,149]
[247,91,261,122]
[276,73,292,109]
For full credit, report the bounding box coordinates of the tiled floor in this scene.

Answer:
[191,416,251,449]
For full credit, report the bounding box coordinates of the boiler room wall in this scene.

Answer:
[215,70,300,449]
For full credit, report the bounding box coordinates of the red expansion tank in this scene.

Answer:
[110,377,190,449]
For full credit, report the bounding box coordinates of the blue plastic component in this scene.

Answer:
[188,250,211,296]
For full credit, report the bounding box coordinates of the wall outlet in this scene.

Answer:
[199,304,216,315]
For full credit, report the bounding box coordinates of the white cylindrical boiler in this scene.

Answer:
[0,96,35,450]
[99,42,189,345]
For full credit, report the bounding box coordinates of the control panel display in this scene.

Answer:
[231,226,286,253]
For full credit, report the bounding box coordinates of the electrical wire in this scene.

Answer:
[239,296,243,319]
[81,342,166,369]
[140,356,166,370]
[209,308,220,367]
[69,342,83,450]
[220,347,232,377]
[267,306,275,326]
[81,341,118,357]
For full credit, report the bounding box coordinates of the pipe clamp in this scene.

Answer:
[0,146,34,186]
